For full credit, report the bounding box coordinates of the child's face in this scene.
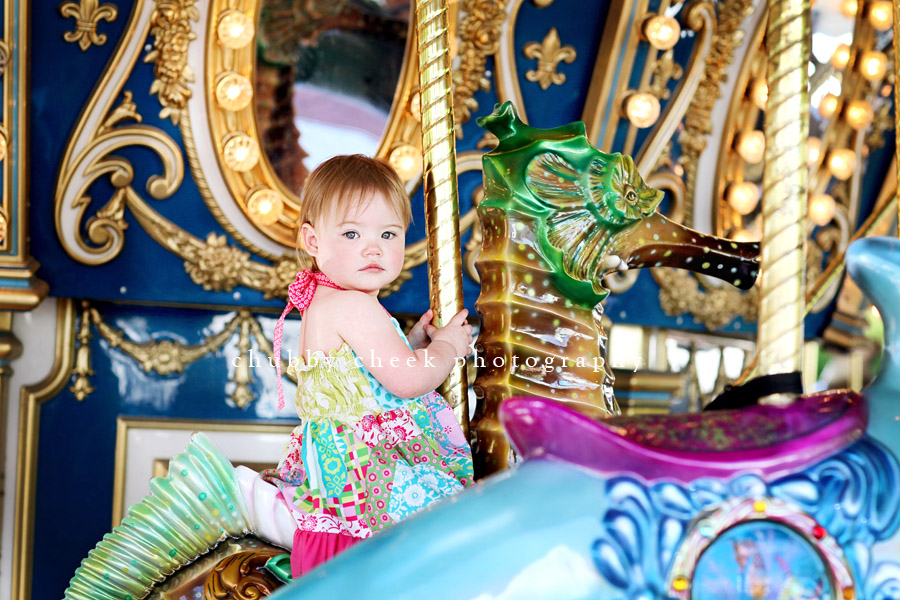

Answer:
[302,192,406,296]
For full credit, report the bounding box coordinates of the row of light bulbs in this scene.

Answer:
[621,14,682,128]
[840,0,893,30]
[727,182,837,226]
[215,10,287,227]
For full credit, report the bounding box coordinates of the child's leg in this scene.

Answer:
[290,529,361,577]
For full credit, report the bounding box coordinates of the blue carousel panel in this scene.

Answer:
[692,521,834,600]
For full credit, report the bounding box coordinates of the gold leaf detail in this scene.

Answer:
[649,50,684,100]
[59,0,118,51]
[144,0,199,124]
[654,268,758,329]
[454,0,508,135]
[523,28,576,90]
[185,233,251,292]
[678,0,755,226]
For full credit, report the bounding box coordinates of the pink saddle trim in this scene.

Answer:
[273,269,343,410]
[500,390,867,484]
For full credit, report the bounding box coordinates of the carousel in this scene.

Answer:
[1,0,899,598]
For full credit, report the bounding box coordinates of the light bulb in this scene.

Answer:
[217,10,254,49]
[845,100,874,130]
[827,149,856,180]
[389,144,420,181]
[749,78,767,110]
[840,0,858,17]
[818,93,840,119]
[727,182,761,215]
[869,0,892,30]
[860,51,888,82]
[624,92,661,128]
[807,137,821,166]
[809,193,836,226]
[222,133,260,172]
[736,130,765,164]
[215,73,253,111]
[247,189,284,226]
[643,15,681,50]
[830,44,851,70]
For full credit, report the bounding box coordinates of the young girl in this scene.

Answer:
[263,155,474,577]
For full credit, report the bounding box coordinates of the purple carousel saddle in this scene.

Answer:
[500,391,867,483]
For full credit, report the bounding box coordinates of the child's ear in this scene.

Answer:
[300,223,319,257]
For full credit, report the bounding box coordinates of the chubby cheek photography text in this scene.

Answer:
[233,349,608,372]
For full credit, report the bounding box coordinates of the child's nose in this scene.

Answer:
[364,240,382,256]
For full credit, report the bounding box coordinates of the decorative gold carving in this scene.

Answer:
[865,101,893,149]
[70,302,95,400]
[523,28,576,90]
[145,0,199,124]
[455,0,507,133]
[654,269,759,329]
[100,91,141,134]
[60,0,118,51]
[649,50,684,100]
[532,0,554,6]
[69,303,300,405]
[204,550,283,599]
[0,40,8,76]
[677,0,755,227]
[187,233,251,292]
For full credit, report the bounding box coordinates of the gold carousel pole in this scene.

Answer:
[757,0,810,401]
[414,0,469,433]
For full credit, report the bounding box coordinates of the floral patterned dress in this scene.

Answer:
[262,319,473,540]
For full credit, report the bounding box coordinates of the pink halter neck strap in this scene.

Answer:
[273,269,343,410]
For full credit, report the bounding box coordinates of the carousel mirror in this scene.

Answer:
[208,0,425,249]
[254,0,412,193]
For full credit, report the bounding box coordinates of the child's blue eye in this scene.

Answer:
[382,232,396,239]
[343,231,358,239]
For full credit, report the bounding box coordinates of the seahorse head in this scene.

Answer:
[477,102,760,302]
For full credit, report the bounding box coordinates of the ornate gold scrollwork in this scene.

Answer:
[56,91,185,265]
[676,0,756,227]
[60,0,119,51]
[69,302,303,407]
[455,0,507,133]
[58,0,495,298]
[145,0,198,124]
[523,27,576,90]
[648,50,683,100]
[654,269,759,329]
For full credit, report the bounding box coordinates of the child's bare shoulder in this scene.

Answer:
[316,289,385,320]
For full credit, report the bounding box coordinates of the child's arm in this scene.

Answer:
[330,292,471,398]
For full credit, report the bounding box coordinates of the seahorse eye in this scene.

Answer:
[624,185,638,204]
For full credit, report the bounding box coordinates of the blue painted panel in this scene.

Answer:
[513,0,610,130]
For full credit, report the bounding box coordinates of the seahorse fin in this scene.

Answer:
[525,152,587,207]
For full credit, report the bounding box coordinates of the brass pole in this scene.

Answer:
[414,0,469,433]
[757,0,810,401]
